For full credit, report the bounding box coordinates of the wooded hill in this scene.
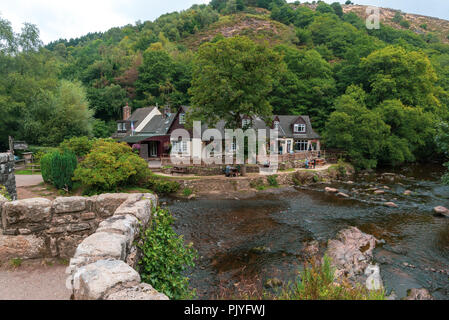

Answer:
[2,0,449,169]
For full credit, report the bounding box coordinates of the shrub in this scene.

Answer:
[146,175,180,195]
[59,136,94,158]
[0,185,11,200]
[399,20,410,29]
[273,256,385,300]
[74,139,150,193]
[182,188,193,197]
[40,149,78,191]
[250,178,266,190]
[138,208,197,300]
[267,175,279,187]
[292,171,315,186]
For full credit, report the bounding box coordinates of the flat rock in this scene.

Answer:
[2,198,52,227]
[105,283,168,300]
[403,190,412,196]
[73,259,140,300]
[374,189,385,195]
[384,202,398,208]
[325,187,338,193]
[95,193,132,218]
[74,232,127,261]
[337,192,350,198]
[114,199,152,225]
[0,235,45,261]
[53,196,86,214]
[97,215,139,248]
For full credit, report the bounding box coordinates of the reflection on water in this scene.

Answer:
[164,164,449,300]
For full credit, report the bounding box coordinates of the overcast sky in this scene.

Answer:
[1,0,448,44]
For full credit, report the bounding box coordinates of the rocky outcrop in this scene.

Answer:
[404,288,434,300]
[66,192,169,301]
[327,227,381,289]
[0,152,16,200]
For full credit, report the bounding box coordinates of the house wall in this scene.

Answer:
[0,153,16,200]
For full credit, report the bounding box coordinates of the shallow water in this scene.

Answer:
[164,164,449,299]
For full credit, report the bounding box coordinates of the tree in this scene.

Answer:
[189,36,283,128]
[189,36,283,174]
[325,86,390,169]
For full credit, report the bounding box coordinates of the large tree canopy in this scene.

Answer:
[189,36,283,129]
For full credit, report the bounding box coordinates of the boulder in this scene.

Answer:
[264,278,283,289]
[2,198,52,227]
[384,202,398,208]
[95,193,132,218]
[325,187,338,193]
[327,227,379,279]
[365,264,383,290]
[403,190,412,196]
[53,197,86,214]
[433,206,449,217]
[0,235,46,261]
[72,259,140,300]
[74,232,127,261]
[142,193,158,210]
[105,283,169,300]
[374,189,385,195]
[404,288,434,300]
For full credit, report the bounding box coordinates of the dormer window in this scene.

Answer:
[117,122,127,132]
[274,121,280,130]
[179,113,186,125]
[242,119,251,128]
[294,124,306,133]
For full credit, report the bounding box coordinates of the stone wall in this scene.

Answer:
[66,192,168,300]
[0,153,16,200]
[0,193,147,260]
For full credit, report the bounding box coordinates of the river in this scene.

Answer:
[163,164,449,300]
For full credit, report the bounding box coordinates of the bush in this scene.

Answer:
[138,208,197,300]
[59,136,94,158]
[146,175,180,195]
[267,175,279,187]
[73,139,150,193]
[40,149,78,191]
[399,20,410,29]
[273,256,385,300]
[182,188,193,197]
[0,185,11,200]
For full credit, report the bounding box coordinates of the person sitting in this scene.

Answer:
[305,159,309,169]
[225,165,231,177]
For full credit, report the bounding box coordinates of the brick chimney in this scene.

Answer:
[123,103,131,120]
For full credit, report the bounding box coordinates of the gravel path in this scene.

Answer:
[15,175,43,187]
[0,265,71,300]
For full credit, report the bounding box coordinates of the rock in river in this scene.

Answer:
[404,288,434,300]
[433,206,449,217]
[384,202,398,208]
[325,187,338,193]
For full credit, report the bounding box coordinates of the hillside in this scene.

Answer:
[341,4,449,44]
[2,0,449,170]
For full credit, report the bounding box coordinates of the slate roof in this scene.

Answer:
[140,113,177,135]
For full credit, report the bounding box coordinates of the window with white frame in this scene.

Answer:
[172,141,188,153]
[294,124,306,133]
[179,113,186,125]
[242,119,251,128]
[295,140,308,151]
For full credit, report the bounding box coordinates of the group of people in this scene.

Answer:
[305,158,317,169]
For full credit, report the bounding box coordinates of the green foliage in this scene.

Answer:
[182,187,193,197]
[138,207,197,300]
[436,122,449,184]
[58,136,94,158]
[189,36,283,129]
[146,175,181,195]
[73,139,150,193]
[0,185,11,200]
[267,175,279,187]
[274,255,385,300]
[399,20,411,29]
[40,149,78,191]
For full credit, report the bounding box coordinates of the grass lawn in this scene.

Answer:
[15,170,42,175]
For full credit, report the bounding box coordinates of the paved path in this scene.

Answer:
[15,174,43,187]
[0,265,71,300]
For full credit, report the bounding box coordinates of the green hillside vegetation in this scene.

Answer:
[1,0,449,170]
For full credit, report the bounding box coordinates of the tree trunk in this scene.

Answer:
[241,163,247,177]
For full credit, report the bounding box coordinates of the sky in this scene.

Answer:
[1,0,448,44]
